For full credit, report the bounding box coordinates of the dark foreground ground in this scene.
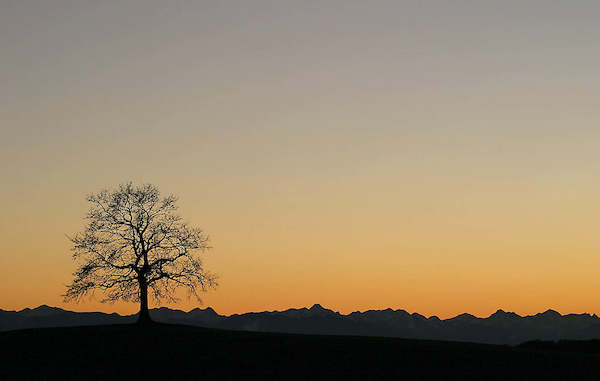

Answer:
[1,323,599,380]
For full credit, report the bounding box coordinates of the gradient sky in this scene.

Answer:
[2,1,600,318]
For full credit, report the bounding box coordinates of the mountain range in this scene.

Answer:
[3,304,600,345]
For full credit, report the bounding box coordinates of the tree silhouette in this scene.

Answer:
[64,183,217,324]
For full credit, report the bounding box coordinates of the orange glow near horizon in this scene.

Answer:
[3,190,600,320]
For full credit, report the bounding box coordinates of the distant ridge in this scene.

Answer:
[2,304,600,345]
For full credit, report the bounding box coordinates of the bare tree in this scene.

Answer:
[64,183,217,324]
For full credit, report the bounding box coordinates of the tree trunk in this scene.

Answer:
[137,277,151,325]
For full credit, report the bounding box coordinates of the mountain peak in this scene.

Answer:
[489,309,520,319]
[17,305,65,317]
[190,306,218,315]
[451,313,477,321]
[155,306,178,312]
[540,309,561,318]
[307,304,336,316]
[34,305,59,311]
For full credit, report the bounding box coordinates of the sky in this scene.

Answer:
[1,0,600,319]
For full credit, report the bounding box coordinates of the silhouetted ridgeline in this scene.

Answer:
[3,304,600,345]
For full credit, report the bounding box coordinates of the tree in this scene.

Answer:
[64,182,217,324]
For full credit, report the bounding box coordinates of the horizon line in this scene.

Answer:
[6,304,599,321]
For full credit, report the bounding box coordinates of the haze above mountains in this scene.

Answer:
[3,304,600,345]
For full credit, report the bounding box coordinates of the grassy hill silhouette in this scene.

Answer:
[2,323,599,380]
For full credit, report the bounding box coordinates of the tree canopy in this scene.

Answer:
[64,183,217,323]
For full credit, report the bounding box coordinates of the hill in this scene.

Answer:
[2,323,599,380]
[3,304,600,345]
